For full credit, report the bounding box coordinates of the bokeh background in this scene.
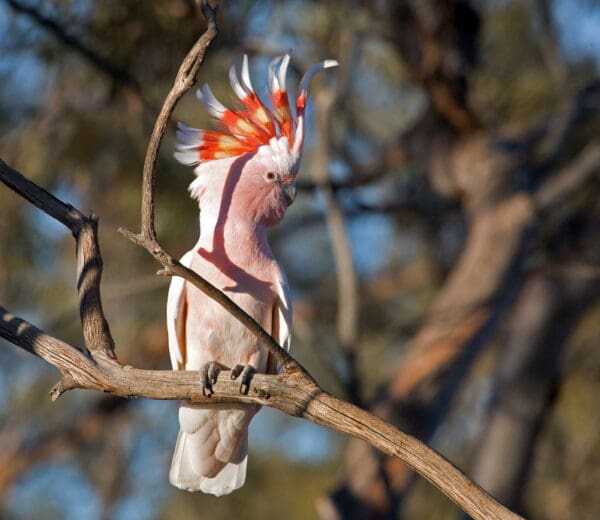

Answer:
[1,0,599,519]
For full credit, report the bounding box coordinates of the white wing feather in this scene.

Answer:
[273,267,292,355]
[166,249,194,370]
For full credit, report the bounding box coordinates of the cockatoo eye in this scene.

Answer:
[264,171,279,183]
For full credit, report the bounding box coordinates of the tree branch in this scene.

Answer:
[0,159,116,362]
[311,32,362,405]
[533,0,569,90]
[534,142,600,212]
[0,306,522,520]
[4,0,143,96]
[0,4,524,519]
[117,1,299,373]
[322,137,598,517]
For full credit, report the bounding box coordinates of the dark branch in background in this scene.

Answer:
[465,268,599,516]
[0,159,116,363]
[318,0,599,510]
[376,0,482,133]
[4,0,143,96]
[533,79,600,174]
[534,143,600,211]
[0,395,130,496]
[0,3,524,519]
[516,77,600,162]
[321,132,599,519]
[0,305,522,520]
[533,0,569,90]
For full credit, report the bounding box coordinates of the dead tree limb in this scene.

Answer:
[0,3,523,519]
[0,304,522,520]
[0,158,116,362]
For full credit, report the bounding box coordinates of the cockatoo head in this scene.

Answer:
[174,54,338,228]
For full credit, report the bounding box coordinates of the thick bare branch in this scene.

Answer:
[466,265,598,515]
[0,306,522,520]
[0,4,525,519]
[323,134,598,517]
[0,158,85,230]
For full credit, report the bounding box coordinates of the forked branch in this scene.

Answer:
[0,305,522,520]
[0,3,523,519]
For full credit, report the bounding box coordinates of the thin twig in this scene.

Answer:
[4,0,143,96]
[534,142,600,211]
[533,0,569,90]
[117,1,299,373]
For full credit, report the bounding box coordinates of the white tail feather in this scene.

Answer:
[170,403,255,496]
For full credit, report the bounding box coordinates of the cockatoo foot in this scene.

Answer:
[199,361,221,396]
[230,364,255,395]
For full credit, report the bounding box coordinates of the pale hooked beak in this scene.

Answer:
[283,182,296,206]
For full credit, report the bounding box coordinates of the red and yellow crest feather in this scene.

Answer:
[175,54,338,166]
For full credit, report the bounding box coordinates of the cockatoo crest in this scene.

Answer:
[174,53,338,169]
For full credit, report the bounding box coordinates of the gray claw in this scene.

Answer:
[208,363,220,386]
[200,361,220,397]
[239,365,255,395]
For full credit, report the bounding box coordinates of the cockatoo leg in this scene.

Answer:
[199,361,221,396]
[230,364,256,395]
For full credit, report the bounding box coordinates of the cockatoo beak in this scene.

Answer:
[283,182,297,206]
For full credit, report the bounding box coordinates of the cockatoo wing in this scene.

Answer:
[166,249,194,370]
[168,247,258,496]
[267,266,292,374]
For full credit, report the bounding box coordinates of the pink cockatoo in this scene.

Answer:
[167,54,338,496]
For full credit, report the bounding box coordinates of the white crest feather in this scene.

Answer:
[298,59,339,96]
[268,55,283,93]
[240,54,254,93]
[175,123,202,149]
[196,85,227,118]
[229,64,249,101]
[277,54,291,91]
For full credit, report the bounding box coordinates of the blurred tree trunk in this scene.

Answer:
[317,134,532,520]
[466,267,599,516]
[317,1,599,518]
